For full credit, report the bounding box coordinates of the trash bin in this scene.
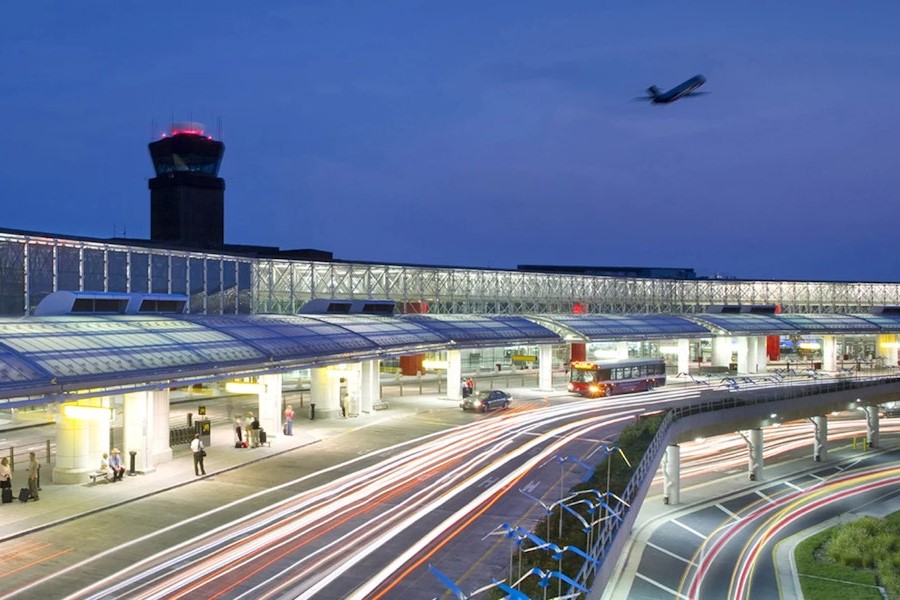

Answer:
[310,402,316,420]
[128,450,137,476]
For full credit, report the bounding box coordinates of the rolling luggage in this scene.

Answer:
[18,488,31,502]
[1,487,12,503]
[259,429,267,445]
[235,441,242,449]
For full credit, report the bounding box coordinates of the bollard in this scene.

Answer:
[129,450,137,476]
[310,402,316,420]
[187,412,193,428]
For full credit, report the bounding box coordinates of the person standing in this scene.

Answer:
[234,415,244,445]
[244,412,254,447]
[250,414,261,447]
[190,434,206,476]
[109,448,126,481]
[284,405,294,436]
[0,457,11,489]
[27,452,40,501]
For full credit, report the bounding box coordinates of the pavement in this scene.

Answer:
[0,389,468,543]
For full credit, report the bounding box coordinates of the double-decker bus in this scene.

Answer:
[567,358,666,397]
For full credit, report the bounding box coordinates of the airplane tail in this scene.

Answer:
[646,85,660,99]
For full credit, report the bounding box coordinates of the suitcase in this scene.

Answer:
[235,441,242,449]
[259,429,267,445]
[18,488,31,502]
[1,487,12,503]
[242,441,248,448]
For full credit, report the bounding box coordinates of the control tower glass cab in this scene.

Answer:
[149,123,225,249]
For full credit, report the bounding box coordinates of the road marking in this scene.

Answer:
[755,489,774,503]
[646,542,696,566]
[478,476,498,489]
[809,473,827,481]
[520,480,541,494]
[715,503,740,520]
[784,480,805,492]
[671,519,707,540]
[634,573,692,599]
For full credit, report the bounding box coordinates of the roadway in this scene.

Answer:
[1,374,899,599]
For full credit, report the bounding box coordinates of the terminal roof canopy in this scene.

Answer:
[401,314,561,347]
[529,314,710,341]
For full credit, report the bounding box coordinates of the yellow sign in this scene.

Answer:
[512,354,537,363]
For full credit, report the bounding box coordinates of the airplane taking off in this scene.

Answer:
[638,74,707,104]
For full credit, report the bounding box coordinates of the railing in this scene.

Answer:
[573,372,900,597]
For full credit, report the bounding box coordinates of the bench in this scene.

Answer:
[88,470,110,485]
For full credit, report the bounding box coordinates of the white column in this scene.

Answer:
[123,390,165,474]
[258,373,282,440]
[53,399,111,484]
[616,341,629,360]
[677,339,690,375]
[746,428,764,481]
[150,388,172,465]
[865,405,880,449]
[736,336,750,373]
[310,367,339,419]
[538,344,554,392]
[755,336,768,373]
[360,359,380,413]
[822,336,837,371]
[663,444,680,505]
[811,415,828,462]
[446,349,462,400]
[712,337,732,367]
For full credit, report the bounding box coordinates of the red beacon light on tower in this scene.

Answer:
[163,122,211,139]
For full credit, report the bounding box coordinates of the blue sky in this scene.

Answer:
[3,2,900,281]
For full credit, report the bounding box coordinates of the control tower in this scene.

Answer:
[148,123,225,249]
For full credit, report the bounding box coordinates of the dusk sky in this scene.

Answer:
[3,2,900,282]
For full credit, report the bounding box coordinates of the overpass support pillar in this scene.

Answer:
[822,336,837,372]
[809,415,828,462]
[712,337,732,368]
[360,359,380,413]
[865,405,880,449]
[663,444,680,505]
[616,341,629,360]
[446,349,462,400]
[258,374,283,439]
[677,339,690,375]
[740,428,764,481]
[538,345,554,392]
[754,336,768,373]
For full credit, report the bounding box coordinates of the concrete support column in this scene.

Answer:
[741,428,764,481]
[616,341,629,360]
[677,339,690,375]
[809,415,828,462]
[123,390,167,474]
[310,367,340,419]
[53,399,111,484]
[822,336,837,372]
[736,336,750,373]
[755,336,768,373]
[538,344,554,392]
[446,349,462,400]
[360,359,380,413]
[865,405,880,449]
[258,373,282,440]
[663,444,680,505]
[712,337,732,367]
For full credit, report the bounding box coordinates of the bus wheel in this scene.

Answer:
[646,383,654,392]
[604,387,612,397]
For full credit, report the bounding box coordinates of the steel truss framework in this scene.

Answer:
[2,232,899,317]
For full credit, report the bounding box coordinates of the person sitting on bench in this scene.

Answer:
[109,448,126,481]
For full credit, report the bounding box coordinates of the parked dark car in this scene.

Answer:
[460,390,512,412]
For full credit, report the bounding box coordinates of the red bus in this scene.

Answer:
[567,358,666,397]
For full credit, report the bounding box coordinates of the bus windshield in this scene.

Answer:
[570,368,597,383]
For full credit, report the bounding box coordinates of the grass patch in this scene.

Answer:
[795,512,900,600]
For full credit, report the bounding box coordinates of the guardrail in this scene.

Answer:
[574,372,900,598]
